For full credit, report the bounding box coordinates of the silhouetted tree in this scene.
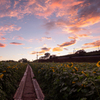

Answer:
[75,49,86,56]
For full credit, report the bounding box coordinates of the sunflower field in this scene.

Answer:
[0,61,27,100]
[30,61,100,100]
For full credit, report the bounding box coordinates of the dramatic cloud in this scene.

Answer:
[10,42,23,45]
[52,47,63,52]
[58,39,76,47]
[0,0,36,19]
[0,43,6,47]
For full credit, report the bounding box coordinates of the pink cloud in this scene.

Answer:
[82,40,100,49]
[31,46,51,55]
[17,36,24,40]
[0,43,6,47]
[13,36,24,40]
[0,37,6,40]
[0,24,21,32]
[42,37,52,40]
[10,42,23,45]
[58,39,76,47]
[14,1,20,8]
[0,0,36,19]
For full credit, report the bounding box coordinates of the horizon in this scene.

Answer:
[0,0,100,61]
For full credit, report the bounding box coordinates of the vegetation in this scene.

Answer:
[1,60,100,100]
[0,61,27,100]
[30,61,100,100]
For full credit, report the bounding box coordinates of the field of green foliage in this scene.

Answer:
[30,61,100,100]
[1,61,100,100]
[0,61,27,100]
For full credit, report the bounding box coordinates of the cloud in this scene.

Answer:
[0,0,36,19]
[13,36,24,40]
[58,39,76,47]
[0,37,6,40]
[63,26,86,33]
[82,40,100,49]
[31,46,51,55]
[0,24,21,32]
[43,21,56,30]
[64,48,68,50]
[10,42,23,45]
[0,43,6,47]
[41,47,51,51]
[52,47,63,52]
[36,37,52,42]
[42,37,52,40]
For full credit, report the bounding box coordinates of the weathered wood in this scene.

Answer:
[32,79,45,100]
[13,66,28,100]
[28,64,35,78]
[13,64,45,100]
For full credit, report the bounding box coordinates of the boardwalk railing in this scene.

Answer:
[13,64,45,100]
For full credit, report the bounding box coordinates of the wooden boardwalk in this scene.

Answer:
[13,64,44,100]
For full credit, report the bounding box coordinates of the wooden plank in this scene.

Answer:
[28,64,35,78]
[32,79,44,100]
[13,65,29,100]
[13,81,25,99]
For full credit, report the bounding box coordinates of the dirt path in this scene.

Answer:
[22,67,37,100]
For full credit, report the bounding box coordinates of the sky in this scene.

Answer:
[0,0,100,61]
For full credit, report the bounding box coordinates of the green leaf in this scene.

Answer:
[97,76,100,79]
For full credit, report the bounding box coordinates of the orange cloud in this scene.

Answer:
[0,37,6,40]
[31,46,51,55]
[58,39,76,47]
[82,40,100,49]
[10,42,23,45]
[52,47,63,52]
[31,50,45,55]
[0,43,6,47]
[84,40,100,46]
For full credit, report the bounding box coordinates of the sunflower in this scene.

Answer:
[0,74,4,79]
[96,61,100,67]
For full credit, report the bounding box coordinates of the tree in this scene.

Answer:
[44,53,50,57]
[75,49,86,56]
